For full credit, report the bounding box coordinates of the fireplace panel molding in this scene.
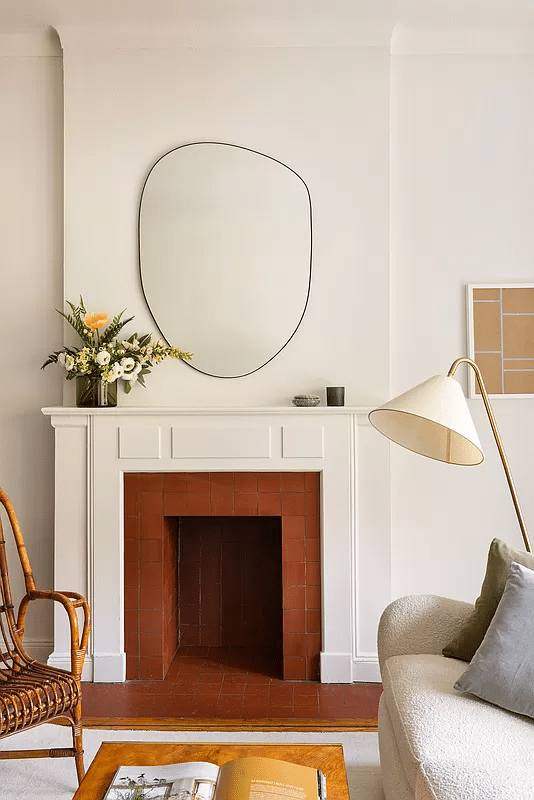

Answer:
[42,406,390,684]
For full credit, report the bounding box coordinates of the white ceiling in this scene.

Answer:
[1,0,533,32]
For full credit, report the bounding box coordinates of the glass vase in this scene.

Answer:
[75,376,117,408]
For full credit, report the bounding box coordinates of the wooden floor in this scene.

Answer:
[82,646,381,731]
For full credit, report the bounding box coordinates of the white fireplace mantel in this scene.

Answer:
[42,406,391,683]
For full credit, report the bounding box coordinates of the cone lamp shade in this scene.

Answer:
[369,357,531,553]
[368,375,484,466]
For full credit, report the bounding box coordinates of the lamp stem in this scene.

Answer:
[448,357,531,553]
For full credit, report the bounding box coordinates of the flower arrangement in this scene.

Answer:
[42,297,192,394]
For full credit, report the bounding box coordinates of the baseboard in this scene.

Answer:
[25,640,95,681]
[352,657,381,683]
[320,652,381,683]
[23,638,53,664]
[48,650,94,681]
[320,651,353,683]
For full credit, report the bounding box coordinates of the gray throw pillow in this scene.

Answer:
[454,561,534,718]
[442,538,534,662]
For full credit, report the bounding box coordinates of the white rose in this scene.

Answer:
[58,352,66,367]
[65,355,75,371]
[123,364,142,381]
[109,362,124,382]
[120,357,135,373]
[96,350,111,366]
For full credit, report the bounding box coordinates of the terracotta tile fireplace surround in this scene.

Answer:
[42,406,388,684]
[124,471,321,681]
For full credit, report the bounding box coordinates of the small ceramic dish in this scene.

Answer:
[292,394,321,407]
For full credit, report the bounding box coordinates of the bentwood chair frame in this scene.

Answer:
[0,487,91,784]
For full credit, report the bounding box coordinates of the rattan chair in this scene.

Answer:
[0,487,90,784]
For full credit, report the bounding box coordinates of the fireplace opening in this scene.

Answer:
[175,516,283,677]
[124,471,321,682]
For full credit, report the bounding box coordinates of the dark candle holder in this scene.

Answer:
[326,386,345,406]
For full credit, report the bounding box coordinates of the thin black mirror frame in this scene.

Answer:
[137,141,313,379]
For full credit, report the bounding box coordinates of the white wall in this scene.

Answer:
[4,16,534,669]
[390,28,534,603]
[58,27,391,409]
[55,28,393,675]
[0,28,63,655]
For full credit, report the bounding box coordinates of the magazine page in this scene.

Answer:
[104,761,220,800]
[214,756,322,800]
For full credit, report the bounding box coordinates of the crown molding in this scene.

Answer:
[0,26,61,57]
[392,23,534,55]
[55,22,394,52]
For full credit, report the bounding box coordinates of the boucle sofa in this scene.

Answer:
[377,593,534,800]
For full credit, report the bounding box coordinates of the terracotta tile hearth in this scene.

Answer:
[124,472,321,682]
[82,646,383,724]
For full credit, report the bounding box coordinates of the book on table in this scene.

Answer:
[103,755,327,800]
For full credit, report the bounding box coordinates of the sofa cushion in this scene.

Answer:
[378,696,428,800]
[442,538,534,662]
[454,562,534,719]
[381,653,534,799]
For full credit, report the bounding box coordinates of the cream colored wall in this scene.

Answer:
[58,29,391,409]
[0,29,63,654]
[56,29,392,670]
[4,18,534,664]
[390,29,534,603]
[2,23,392,658]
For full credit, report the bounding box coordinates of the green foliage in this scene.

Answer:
[99,310,135,346]
[58,297,93,346]
[42,297,192,393]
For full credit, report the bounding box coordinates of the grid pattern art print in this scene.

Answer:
[468,284,534,396]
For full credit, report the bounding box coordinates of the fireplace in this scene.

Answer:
[43,406,387,684]
[124,472,321,681]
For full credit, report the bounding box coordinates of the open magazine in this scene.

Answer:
[104,756,326,800]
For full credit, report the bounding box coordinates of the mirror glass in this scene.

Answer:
[139,142,312,377]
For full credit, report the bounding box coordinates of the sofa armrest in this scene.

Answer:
[377,594,474,671]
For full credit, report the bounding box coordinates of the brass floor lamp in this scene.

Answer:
[369,357,531,553]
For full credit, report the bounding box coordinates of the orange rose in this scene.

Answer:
[84,312,109,331]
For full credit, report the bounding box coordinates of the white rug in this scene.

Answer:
[0,725,384,799]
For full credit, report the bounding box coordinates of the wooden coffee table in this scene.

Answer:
[73,741,350,799]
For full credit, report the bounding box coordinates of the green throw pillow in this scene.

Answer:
[442,538,534,662]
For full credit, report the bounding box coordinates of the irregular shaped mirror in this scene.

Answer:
[139,142,312,377]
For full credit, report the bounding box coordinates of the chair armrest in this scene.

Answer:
[377,593,474,672]
[17,590,91,680]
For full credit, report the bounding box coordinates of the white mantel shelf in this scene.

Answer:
[43,405,390,684]
[43,405,373,415]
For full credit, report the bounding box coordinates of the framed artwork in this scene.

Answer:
[467,284,534,397]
